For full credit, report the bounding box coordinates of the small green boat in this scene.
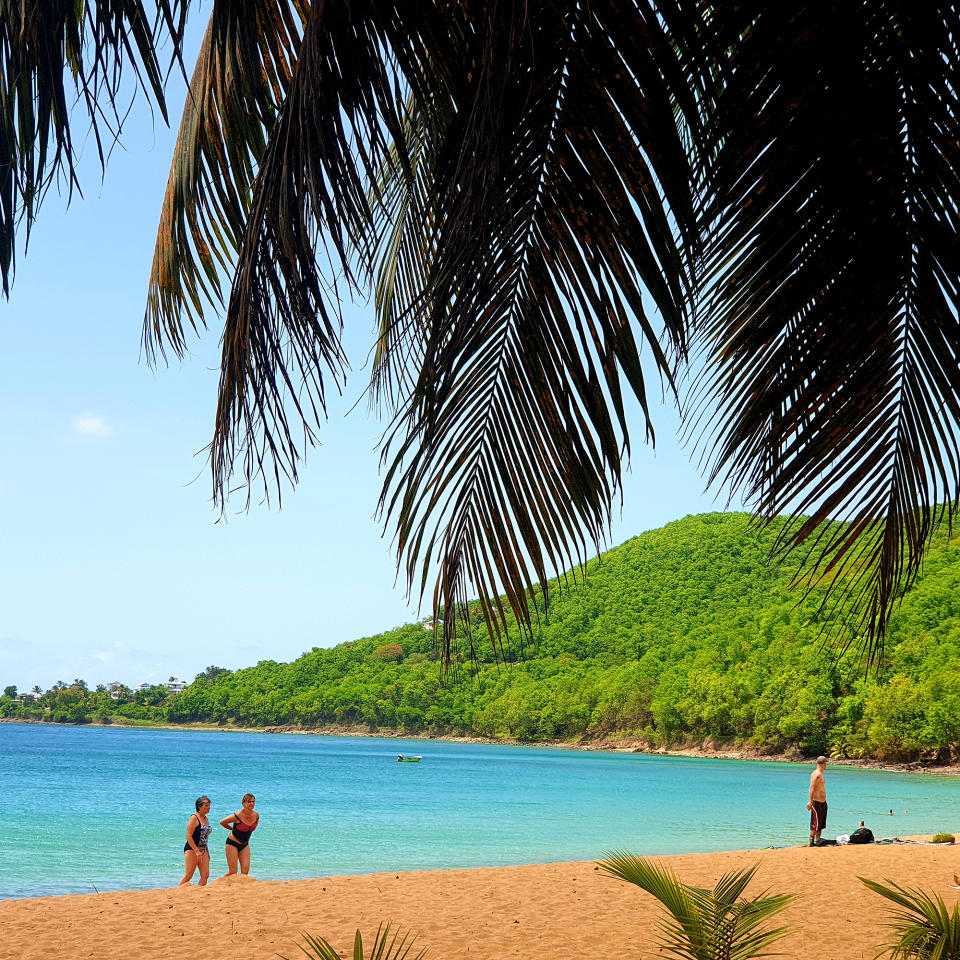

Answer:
[397,754,422,762]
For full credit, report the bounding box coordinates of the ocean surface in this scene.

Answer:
[0,722,955,899]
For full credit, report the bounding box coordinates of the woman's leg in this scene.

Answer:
[238,844,251,875]
[197,850,210,885]
[179,850,198,886]
[223,842,239,876]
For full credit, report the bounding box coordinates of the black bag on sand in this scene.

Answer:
[850,826,875,844]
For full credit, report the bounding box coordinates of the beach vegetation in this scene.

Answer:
[284,924,424,960]
[930,834,955,845]
[2,4,958,678]
[5,512,960,761]
[599,853,793,960]
[861,878,960,959]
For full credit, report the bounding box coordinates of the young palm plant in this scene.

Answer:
[283,923,425,960]
[861,877,960,959]
[600,853,793,960]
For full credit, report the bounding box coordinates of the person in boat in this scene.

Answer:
[398,754,404,761]
[220,793,259,876]
[179,795,212,886]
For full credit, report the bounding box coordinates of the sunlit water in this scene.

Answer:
[0,722,954,898]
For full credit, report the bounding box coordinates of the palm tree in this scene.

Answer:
[283,924,425,960]
[861,877,960,959]
[599,853,793,959]
[2,2,958,665]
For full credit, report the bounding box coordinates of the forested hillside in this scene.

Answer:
[5,513,960,761]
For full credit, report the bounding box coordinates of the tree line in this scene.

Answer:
[4,513,959,762]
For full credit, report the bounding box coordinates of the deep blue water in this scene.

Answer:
[0,722,955,899]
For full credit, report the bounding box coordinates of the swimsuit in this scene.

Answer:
[810,800,828,832]
[184,818,212,854]
[226,813,258,851]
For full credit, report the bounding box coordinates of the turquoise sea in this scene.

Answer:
[0,722,955,900]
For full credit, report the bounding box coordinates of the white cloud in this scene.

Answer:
[72,413,114,438]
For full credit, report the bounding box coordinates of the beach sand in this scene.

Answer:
[1,841,958,960]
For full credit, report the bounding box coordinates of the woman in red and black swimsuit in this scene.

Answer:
[220,793,259,876]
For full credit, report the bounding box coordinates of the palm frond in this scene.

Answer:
[368,94,443,414]
[861,877,960,959]
[0,0,186,296]
[374,0,698,663]
[283,923,426,960]
[144,0,303,362]
[206,0,447,506]
[687,2,960,662]
[600,852,793,960]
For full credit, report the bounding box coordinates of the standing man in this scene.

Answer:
[806,756,828,847]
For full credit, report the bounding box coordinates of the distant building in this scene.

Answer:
[166,678,188,693]
[423,619,445,631]
[134,682,152,692]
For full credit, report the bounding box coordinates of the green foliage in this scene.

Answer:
[931,834,955,844]
[598,853,793,960]
[10,513,960,761]
[861,878,960,959]
[282,925,424,960]
[196,666,233,682]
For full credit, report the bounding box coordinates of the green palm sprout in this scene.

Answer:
[283,924,425,960]
[861,878,960,959]
[600,853,793,960]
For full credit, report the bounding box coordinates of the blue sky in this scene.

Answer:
[0,10,738,692]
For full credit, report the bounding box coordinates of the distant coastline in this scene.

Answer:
[4,716,959,777]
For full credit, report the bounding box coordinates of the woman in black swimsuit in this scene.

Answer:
[220,793,259,876]
[179,795,212,886]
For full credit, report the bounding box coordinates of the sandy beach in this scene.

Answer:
[2,840,958,960]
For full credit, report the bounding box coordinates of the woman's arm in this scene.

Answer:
[220,813,238,829]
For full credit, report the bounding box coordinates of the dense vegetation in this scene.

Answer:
[4,513,960,762]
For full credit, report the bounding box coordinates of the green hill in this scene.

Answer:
[7,512,960,761]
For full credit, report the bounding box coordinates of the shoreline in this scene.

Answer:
[2,842,958,960]
[4,715,960,777]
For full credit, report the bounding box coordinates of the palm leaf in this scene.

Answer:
[144,0,302,362]
[686,2,960,662]
[283,923,426,960]
[373,0,698,663]
[600,852,793,960]
[861,877,960,959]
[0,0,186,296]
[204,0,447,506]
